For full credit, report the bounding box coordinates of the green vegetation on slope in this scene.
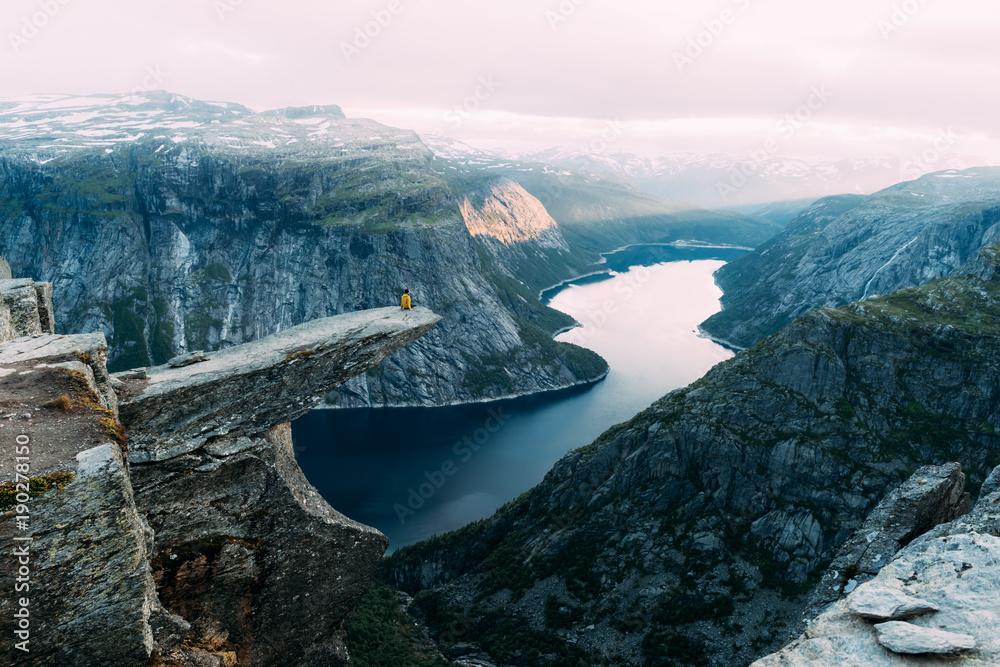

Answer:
[344,582,451,667]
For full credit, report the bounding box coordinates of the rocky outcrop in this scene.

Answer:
[702,168,1000,348]
[1,259,441,666]
[798,463,969,632]
[753,465,1000,665]
[126,306,441,667]
[0,315,154,666]
[461,179,568,252]
[385,244,1000,666]
[119,307,441,462]
[1,277,55,342]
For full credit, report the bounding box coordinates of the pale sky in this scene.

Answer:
[1,0,998,161]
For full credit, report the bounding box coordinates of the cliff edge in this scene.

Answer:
[0,260,441,666]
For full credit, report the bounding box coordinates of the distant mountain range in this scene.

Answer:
[422,135,995,209]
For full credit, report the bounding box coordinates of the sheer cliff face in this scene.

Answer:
[701,167,1000,348]
[386,246,1000,666]
[0,139,604,407]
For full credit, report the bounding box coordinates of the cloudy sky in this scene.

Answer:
[1,0,997,161]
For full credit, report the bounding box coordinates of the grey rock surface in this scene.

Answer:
[33,282,54,334]
[0,279,42,340]
[847,587,939,621]
[874,622,976,655]
[0,444,158,667]
[799,463,968,630]
[0,255,10,280]
[166,351,209,367]
[120,306,441,462]
[752,471,1000,666]
[132,423,387,667]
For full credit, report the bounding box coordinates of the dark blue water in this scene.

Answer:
[292,244,746,550]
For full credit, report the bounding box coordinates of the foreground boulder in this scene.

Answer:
[797,463,969,631]
[0,275,55,342]
[873,622,976,655]
[753,465,1000,666]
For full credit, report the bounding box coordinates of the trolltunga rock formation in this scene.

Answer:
[118,306,441,463]
[0,256,441,667]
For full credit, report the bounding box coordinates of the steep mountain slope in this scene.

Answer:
[428,140,782,269]
[384,244,1000,666]
[0,92,777,407]
[701,168,1000,348]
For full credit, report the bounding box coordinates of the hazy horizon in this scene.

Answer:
[2,0,998,165]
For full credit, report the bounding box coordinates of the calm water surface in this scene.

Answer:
[293,245,746,550]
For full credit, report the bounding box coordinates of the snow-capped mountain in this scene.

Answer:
[0,91,425,160]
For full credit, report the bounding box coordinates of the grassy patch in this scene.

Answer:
[0,473,75,511]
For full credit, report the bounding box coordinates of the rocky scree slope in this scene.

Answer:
[701,167,1000,348]
[0,256,441,666]
[383,244,1000,666]
[0,92,776,408]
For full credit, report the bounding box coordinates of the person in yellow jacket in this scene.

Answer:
[400,289,412,310]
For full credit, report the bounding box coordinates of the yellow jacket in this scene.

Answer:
[401,293,412,310]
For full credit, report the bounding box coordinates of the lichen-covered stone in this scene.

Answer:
[120,306,441,463]
[0,255,11,280]
[847,586,939,621]
[752,470,1000,666]
[0,444,157,667]
[0,279,42,339]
